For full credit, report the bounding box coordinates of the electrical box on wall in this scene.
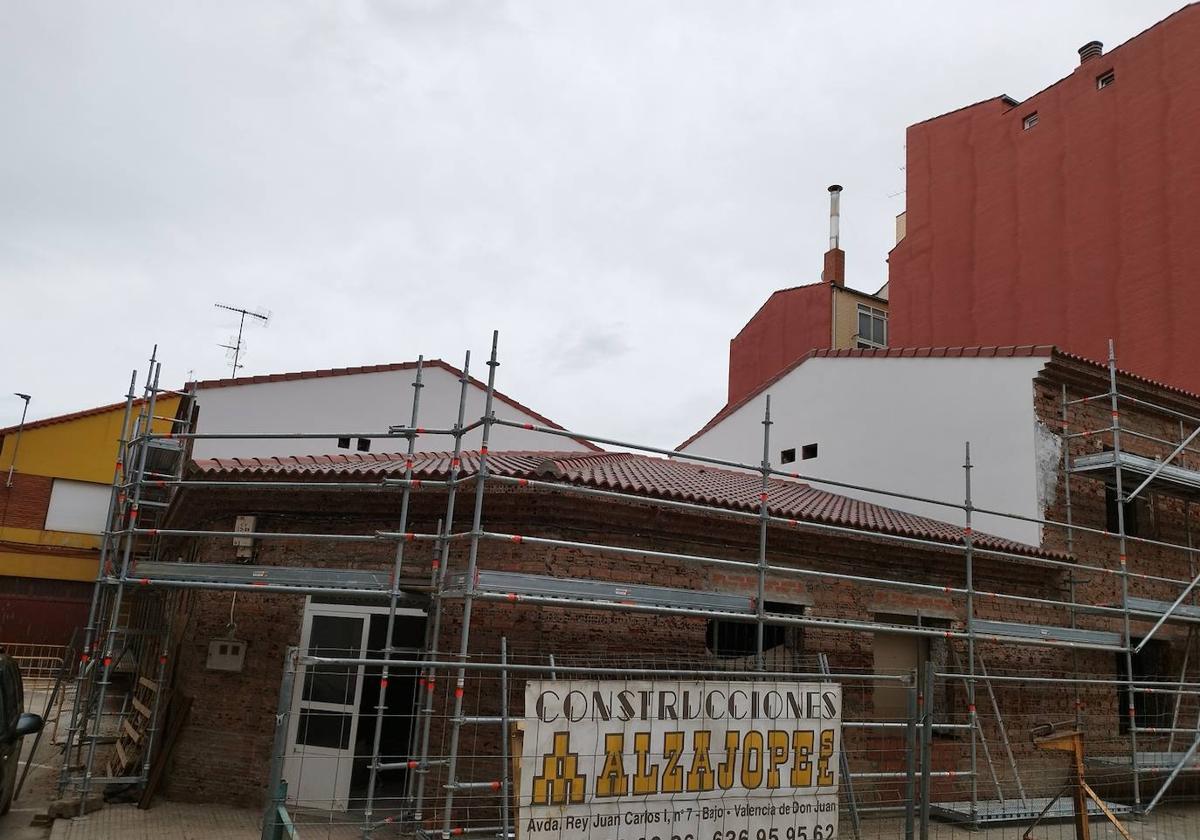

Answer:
[233,515,256,560]
[206,638,246,672]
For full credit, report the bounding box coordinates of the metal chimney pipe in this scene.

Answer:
[828,185,843,250]
[1078,41,1103,64]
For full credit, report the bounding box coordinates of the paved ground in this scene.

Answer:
[49,802,261,840]
[0,688,61,840]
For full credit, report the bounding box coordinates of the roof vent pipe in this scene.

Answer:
[828,184,842,250]
[1078,41,1103,64]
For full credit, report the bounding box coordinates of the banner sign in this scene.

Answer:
[520,680,841,840]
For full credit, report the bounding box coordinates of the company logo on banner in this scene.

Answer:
[520,680,841,840]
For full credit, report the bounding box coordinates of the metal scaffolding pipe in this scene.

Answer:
[363,358,425,838]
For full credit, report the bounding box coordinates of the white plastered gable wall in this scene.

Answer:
[189,365,591,460]
[680,357,1054,546]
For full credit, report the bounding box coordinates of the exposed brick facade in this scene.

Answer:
[0,471,52,531]
[141,357,1199,820]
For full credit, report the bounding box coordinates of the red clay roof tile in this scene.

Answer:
[191,449,1054,559]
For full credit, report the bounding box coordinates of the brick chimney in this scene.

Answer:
[823,185,845,286]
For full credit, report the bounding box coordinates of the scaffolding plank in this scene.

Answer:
[973,619,1122,647]
[1071,451,1200,501]
[1088,752,1200,773]
[931,796,1131,825]
[1124,597,1200,624]
[125,561,422,601]
[446,570,755,614]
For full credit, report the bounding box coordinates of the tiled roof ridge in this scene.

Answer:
[678,345,1055,450]
[4,359,603,451]
[187,358,603,453]
[679,343,1200,451]
[0,397,158,436]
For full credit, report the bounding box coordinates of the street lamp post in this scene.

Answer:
[5,393,31,488]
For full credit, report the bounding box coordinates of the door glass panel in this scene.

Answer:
[297,710,354,749]
[303,615,364,704]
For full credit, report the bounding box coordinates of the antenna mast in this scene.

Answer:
[214,303,270,377]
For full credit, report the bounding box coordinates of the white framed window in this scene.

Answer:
[1097,70,1115,90]
[44,479,111,534]
[1023,112,1039,130]
[856,304,887,348]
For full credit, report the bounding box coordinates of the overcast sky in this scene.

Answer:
[0,2,1181,447]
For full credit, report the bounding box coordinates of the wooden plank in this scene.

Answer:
[132,698,152,718]
[139,693,192,810]
[138,676,159,693]
[114,739,129,769]
[122,718,143,743]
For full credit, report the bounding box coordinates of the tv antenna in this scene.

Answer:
[214,303,271,377]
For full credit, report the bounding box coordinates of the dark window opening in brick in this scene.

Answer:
[1105,485,1140,538]
[802,443,819,460]
[1097,70,1115,89]
[337,437,351,449]
[1117,639,1171,734]
[1023,112,1039,130]
[780,448,796,464]
[707,602,804,658]
[356,438,371,452]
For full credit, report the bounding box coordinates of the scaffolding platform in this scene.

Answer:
[973,619,1124,648]
[1088,752,1200,774]
[444,569,756,613]
[931,796,1132,825]
[116,561,426,602]
[1124,597,1200,624]
[1071,450,1200,500]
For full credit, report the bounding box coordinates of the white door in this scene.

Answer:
[284,603,372,811]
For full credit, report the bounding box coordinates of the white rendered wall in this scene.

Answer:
[680,357,1048,545]
[44,479,110,534]
[191,366,591,460]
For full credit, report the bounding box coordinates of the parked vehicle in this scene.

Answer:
[0,654,43,815]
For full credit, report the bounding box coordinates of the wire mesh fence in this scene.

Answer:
[246,645,1200,840]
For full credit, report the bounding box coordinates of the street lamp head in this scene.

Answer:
[13,393,31,402]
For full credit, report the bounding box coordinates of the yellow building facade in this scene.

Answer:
[0,397,179,642]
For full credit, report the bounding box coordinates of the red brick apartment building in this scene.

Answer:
[118,345,1199,820]
[889,4,1200,395]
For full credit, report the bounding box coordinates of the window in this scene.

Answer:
[780,448,796,465]
[336,437,351,449]
[1105,485,1141,538]
[356,438,371,452]
[44,479,111,534]
[707,602,804,658]
[856,304,887,348]
[802,443,819,461]
[1117,639,1170,734]
[1097,70,1115,90]
[1023,112,1039,130]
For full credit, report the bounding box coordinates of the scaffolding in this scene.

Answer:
[54,335,1200,839]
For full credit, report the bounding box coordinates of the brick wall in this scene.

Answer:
[157,483,1076,812]
[0,471,52,531]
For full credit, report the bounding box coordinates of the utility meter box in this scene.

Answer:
[233,515,256,560]
[206,638,247,672]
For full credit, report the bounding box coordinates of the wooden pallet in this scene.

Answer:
[106,675,159,779]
